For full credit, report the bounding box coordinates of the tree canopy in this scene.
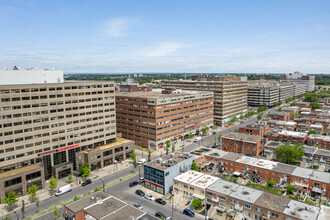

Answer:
[49,176,58,191]
[191,161,200,172]
[2,191,18,207]
[27,185,38,201]
[275,142,304,165]
[79,163,91,178]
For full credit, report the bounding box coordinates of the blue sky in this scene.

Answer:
[0,0,330,73]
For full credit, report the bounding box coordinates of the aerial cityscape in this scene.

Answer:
[0,1,329,220]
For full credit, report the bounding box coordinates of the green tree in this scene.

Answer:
[66,174,73,184]
[147,150,151,162]
[267,179,276,187]
[191,161,200,172]
[212,124,218,131]
[172,143,175,153]
[27,184,38,202]
[192,198,203,210]
[2,215,12,220]
[82,165,91,178]
[274,137,280,141]
[53,206,62,219]
[310,102,321,110]
[49,176,58,193]
[240,114,244,120]
[230,116,237,123]
[257,106,267,113]
[286,184,295,194]
[201,126,209,135]
[130,151,137,168]
[257,114,262,120]
[234,128,239,133]
[188,132,193,139]
[217,134,222,143]
[2,191,18,210]
[165,140,171,155]
[309,130,317,134]
[275,142,305,165]
[78,163,91,176]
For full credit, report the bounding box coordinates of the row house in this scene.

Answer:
[278,130,308,144]
[300,107,312,113]
[313,149,330,171]
[307,134,330,150]
[295,102,310,108]
[264,131,280,141]
[294,117,316,125]
[268,120,297,131]
[314,119,330,130]
[296,123,310,132]
[300,112,319,119]
[282,106,300,120]
[221,132,264,156]
[309,124,324,135]
[239,123,269,137]
[318,112,330,119]
[269,111,290,121]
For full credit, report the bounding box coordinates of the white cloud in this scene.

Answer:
[144,42,184,57]
[104,18,134,37]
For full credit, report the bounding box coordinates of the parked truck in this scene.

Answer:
[55,184,72,196]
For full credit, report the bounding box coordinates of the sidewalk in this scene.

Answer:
[0,160,132,217]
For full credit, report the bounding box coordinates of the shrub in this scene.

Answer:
[192,198,203,210]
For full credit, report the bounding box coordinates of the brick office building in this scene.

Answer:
[116,89,214,150]
[269,111,290,121]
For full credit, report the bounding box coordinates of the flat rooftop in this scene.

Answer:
[229,185,263,204]
[221,152,242,162]
[272,163,296,174]
[0,163,42,179]
[315,148,330,157]
[310,124,324,129]
[303,146,318,155]
[265,141,282,149]
[235,156,259,166]
[309,170,330,184]
[291,167,313,179]
[207,179,240,196]
[254,192,290,213]
[102,205,144,220]
[84,197,126,219]
[283,200,320,220]
[206,149,229,158]
[308,134,327,140]
[317,205,330,220]
[253,159,277,170]
[145,152,194,171]
[240,123,267,130]
[222,132,261,144]
[116,89,212,99]
[65,191,109,213]
[279,130,307,138]
[190,173,219,189]
[269,111,289,116]
[80,137,133,154]
[174,170,204,184]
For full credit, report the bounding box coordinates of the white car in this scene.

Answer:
[133,203,143,210]
[138,158,147,165]
[145,194,155,200]
[194,137,201,142]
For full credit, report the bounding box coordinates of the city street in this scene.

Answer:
[3,112,263,220]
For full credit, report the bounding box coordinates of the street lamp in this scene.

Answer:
[100,179,106,193]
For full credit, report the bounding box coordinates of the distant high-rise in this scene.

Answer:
[162,75,247,126]
[280,71,315,92]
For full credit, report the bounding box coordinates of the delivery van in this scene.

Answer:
[55,184,72,196]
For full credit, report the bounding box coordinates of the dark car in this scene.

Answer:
[135,189,145,196]
[155,198,166,205]
[212,131,216,135]
[129,181,139,187]
[82,179,92,186]
[183,209,195,217]
[155,211,167,219]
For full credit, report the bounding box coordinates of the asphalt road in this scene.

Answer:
[4,109,274,220]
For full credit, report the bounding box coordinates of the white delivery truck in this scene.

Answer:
[55,184,72,196]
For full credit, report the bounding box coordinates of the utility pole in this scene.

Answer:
[171,192,175,220]
[100,179,105,192]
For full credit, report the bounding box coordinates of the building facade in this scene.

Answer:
[116,89,214,149]
[162,76,247,126]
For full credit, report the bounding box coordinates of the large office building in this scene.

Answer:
[0,69,134,200]
[116,88,214,150]
[280,71,315,92]
[162,75,247,126]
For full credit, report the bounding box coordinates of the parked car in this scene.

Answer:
[194,137,201,142]
[133,203,143,210]
[155,212,167,219]
[155,198,166,205]
[55,184,72,196]
[212,131,216,135]
[183,209,195,217]
[82,179,92,186]
[137,158,147,165]
[139,176,144,183]
[135,190,145,196]
[129,181,139,187]
[145,194,155,200]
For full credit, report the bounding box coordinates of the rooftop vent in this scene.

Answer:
[242,191,249,195]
